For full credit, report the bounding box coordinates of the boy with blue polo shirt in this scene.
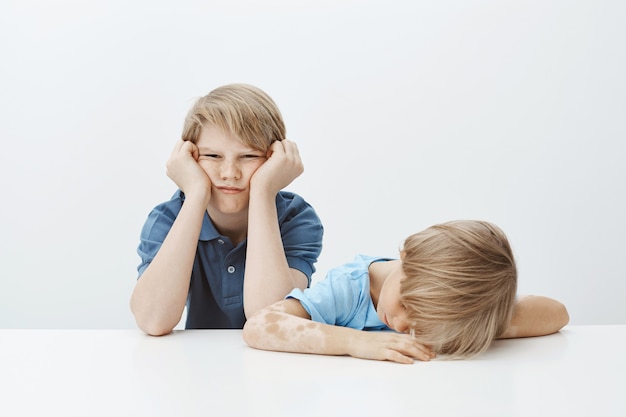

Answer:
[243,220,569,363]
[131,84,324,336]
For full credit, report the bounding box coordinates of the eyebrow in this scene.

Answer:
[197,147,264,154]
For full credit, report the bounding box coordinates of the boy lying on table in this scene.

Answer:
[243,220,569,364]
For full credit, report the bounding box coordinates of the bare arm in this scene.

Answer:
[243,299,435,364]
[498,295,570,339]
[130,140,211,336]
[243,140,309,317]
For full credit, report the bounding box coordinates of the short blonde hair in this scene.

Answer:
[400,220,517,358]
[181,83,286,151]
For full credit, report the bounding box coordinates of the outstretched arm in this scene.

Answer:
[498,295,569,339]
[243,299,434,364]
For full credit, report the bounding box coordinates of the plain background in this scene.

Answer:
[1,0,624,329]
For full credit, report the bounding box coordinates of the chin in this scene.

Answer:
[213,205,247,215]
[209,199,249,215]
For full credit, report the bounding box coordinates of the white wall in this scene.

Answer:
[1,0,624,329]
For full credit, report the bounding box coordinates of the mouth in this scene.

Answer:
[216,186,244,194]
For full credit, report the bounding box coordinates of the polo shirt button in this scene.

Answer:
[217,239,225,245]
[227,266,235,273]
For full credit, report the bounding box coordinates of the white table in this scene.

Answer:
[1,325,624,417]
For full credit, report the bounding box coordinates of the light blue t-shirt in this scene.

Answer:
[287,254,393,331]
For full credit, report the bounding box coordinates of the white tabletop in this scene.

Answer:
[1,325,624,417]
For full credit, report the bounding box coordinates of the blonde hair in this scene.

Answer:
[400,220,517,358]
[181,83,286,151]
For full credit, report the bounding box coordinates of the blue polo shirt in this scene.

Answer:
[137,189,323,329]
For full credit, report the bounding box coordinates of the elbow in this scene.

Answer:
[242,322,254,347]
[133,313,175,336]
[243,308,276,350]
[542,299,569,335]
[554,301,570,332]
[130,301,176,336]
[242,313,262,348]
[139,321,174,337]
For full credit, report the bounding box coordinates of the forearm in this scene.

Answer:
[243,306,358,356]
[499,295,570,339]
[131,195,208,335]
[243,190,306,317]
[243,301,435,363]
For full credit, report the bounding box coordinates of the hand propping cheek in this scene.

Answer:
[165,139,211,197]
[269,139,304,178]
[251,139,304,193]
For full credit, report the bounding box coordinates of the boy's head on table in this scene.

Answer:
[381,220,517,358]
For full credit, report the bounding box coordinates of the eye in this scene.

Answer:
[242,154,263,159]
[199,154,220,160]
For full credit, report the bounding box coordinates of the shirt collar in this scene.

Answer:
[199,211,221,241]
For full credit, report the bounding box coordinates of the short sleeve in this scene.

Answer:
[136,197,182,277]
[276,192,324,285]
[286,264,372,329]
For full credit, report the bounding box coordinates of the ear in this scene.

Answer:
[399,250,406,260]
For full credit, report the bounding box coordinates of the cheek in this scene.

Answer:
[198,162,217,180]
[197,160,213,171]
[246,160,266,175]
[236,161,265,183]
[377,291,393,316]
[389,303,404,319]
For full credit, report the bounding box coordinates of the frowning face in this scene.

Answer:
[196,123,267,216]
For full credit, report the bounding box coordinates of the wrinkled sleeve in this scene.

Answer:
[136,203,179,278]
[278,195,324,286]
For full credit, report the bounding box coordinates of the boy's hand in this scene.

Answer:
[250,139,304,195]
[349,331,435,364]
[166,140,212,199]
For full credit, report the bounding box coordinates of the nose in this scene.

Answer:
[220,159,241,180]
[392,321,408,334]
[393,315,410,334]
